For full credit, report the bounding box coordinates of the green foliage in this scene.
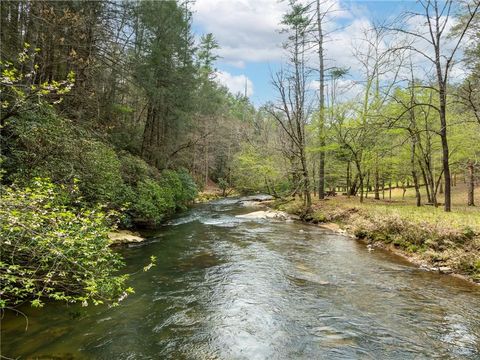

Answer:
[232,143,286,194]
[0,43,75,122]
[217,177,228,196]
[176,169,198,205]
[4,108,198,227]
[161,169,197,209]
[4,109,124,204]
[119,152,159,186]
[0,178,130,309]
[132,179,175,223]
[130,170,197,224]
[4,107,77,182]
[75,139,124,203]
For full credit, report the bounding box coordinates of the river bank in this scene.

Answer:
[270,197,480,284]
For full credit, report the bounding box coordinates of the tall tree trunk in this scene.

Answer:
[419,161,432,203]
[374,166,380,200]
[437,60,451,211]
[312,158,317,197]
[354,161,364,203]
[350,172,359,196]
[141,104,155,163]
[389,180,392,201]
[365,170,370,199]
[467,160,475,206]
[316,0,326,200]
[382,178,385,199]
[411,139,421,207]
[346,161,351,197]
[204,137,209,187]
[300,151,312,208]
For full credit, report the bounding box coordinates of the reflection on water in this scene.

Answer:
[2,197,480,359]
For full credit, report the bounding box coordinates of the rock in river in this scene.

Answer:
[235,210,292,221]
[108,230,144,245]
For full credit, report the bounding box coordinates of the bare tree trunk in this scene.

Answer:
[382,178,385,199]
[346,161,351,197]
[316,0,326,200]
[350,172,359,197]
[389,180,392,201]
[374,167,380,200]
[204,136,209,187]
[411,140,421,207]
[365,170,370,199]
[355,161,364,203]
[300,151,312,208]
[419,162,432,203]
[467,160,475,206]
[312,157,317,197]
[438,76,451,211]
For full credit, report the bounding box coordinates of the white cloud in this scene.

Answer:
[194,0,468,104]
[325,17,374,74]
[193,0,288,64]
[216,70,254,96]
[194,0,353,67]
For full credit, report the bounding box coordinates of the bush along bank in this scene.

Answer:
[0,179,131,309]
[0,109,198,309]
[2,108,198,228]
[273,199,480,284]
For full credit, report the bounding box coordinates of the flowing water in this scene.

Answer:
[2,198,480,359]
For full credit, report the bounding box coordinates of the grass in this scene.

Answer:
[273,183,480,283]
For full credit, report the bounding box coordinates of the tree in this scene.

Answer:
[268,1,312,208]
[391,0,480,211]
[0,44,75,126]
[135,0,196,168]
[339,25,404,203]
[315,0,327,199]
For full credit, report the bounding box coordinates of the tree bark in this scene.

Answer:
[365,170,370,199]
[316,0,326,200]
[346,161,351,197]
[374,167,380,200]
[467,160,475,206]
[411,139,421,207]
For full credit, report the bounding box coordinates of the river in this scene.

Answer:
[2,197,480,359]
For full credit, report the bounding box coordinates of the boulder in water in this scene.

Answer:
[235,210,291,221]
[108,230,144,245]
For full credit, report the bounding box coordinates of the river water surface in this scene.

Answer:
[2,198,480,359]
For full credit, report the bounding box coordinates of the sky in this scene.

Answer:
[191,0,422,106]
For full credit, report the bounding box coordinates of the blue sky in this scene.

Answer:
[192,1,429,106]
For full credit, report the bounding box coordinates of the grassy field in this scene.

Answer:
[331,183,480,232]
[274,183,480,283]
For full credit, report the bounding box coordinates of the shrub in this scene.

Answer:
[119,152,159,186]
[74,139,125,204]
[128,170,197,224]
[177,169,198,204]
[3,108,77,183]
[3,108,198,228]
[131,179,176,224]
[161,169,197,209]
[0,178,131,309]
[3,109,125,205]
